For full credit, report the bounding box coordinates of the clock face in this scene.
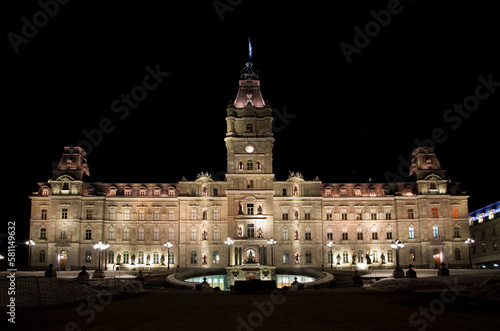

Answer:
[245,145,254,153]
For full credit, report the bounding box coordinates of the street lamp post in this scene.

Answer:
[327,241,335,269]
[164,242,173,270]
[25,239,35,271]
[224,237,234,266]
[267,239,276,266]
[93,241,110,278]
[465,238,475,269]
[390,239,405,278]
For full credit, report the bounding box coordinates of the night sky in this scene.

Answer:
[3,1,499,263]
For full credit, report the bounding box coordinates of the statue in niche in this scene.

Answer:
[294,210,299,220]
[202,254,207,264]
[238,226,243,238]
[202,186,208,196]
[293,186,298,196]
[202,209,207,220]
[247,251,255,263]
[257,227,263,238]
[295,253,300,264]
[238,203,244,215]
[366,253,372,265]
[257,204,263,214]
[116,254,121,265]
[381,253,386,264]
[202,230,208,240]
[294,229,299,240]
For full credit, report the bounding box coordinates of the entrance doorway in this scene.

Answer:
[60,250,67,270]
[433,249,440,268]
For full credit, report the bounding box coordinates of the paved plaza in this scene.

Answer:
[10,284,500,331]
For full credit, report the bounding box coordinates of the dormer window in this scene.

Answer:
[354,186,362,196]
[139,187,147,196]
[109,187,117,196]
[168,187,176,196]
[246,123,253,132]
[154,187,161,196]
[124,187,132,196]
[87,186,94,196]
[42,186,50,196]
[340,186,347,196]
[325,186,332,196]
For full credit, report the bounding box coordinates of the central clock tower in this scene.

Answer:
[224,61,275,184]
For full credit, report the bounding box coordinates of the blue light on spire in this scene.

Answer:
[248,38,253,60]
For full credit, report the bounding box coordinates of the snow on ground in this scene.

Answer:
[366,270,500,300]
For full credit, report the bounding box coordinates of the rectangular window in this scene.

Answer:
[453,226,460,238]
[61,208,68,219]
[342,229,348,240]
[123,210,130,221]
[86,209,92,220]
[327,229,333,241]
[123,252,130,264]
[385,209,392,220]
[326,210,332,221]
[371,230,378,240]
[452,208,459,219]
[304,209,311,220]
[85,229,92,240]
[138,252,144,264]
[153,228,159,241]
[371,209,377,220]
[409,227,415,239]
[432,207,439,218]
[109,209,116,220]
[356,209,362,220]
[213,228,220,241]
[108,228,115,240]
[386,229,393,239]
[357,229,363,240]
[41,209,47,220]
[40,228,46,239]
[387,250,394,263]
[191,209,197,220]
[139,210,145,221]
[282,209,289,220]
[341,210,348,220]
[305,228,311,240]
[433,226,439,238]
[108,251,114,264]
[282,228,289,241]
[343,251,349,264]
[408,209,414,219]
[247,204,254,215]
[153,209,160,221]
[247,180,254,189]
[153,252,159,264]
[454,249,461,260]
[190,228,197,241]
[282,188,287,196]
[123,228,130,241]
[213,209,220,220]
[213,188,219,196]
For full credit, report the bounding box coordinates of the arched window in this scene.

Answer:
[168,186,176,196]
[85,250,92,263]
[124,187,132,196]
[108,251,114,264]
[340,186,347,196]
[246,123,253,132]
[190,251,197,264]
[283,251,289,264]
[139,186,147,196]
[305,251,312,264]
[109,186,117,196]
[325,186,332,196]
[213,251,220,264]
[154,186,161,196]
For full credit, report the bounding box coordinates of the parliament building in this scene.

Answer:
[29,61,470,271]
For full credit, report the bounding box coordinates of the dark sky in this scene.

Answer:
[2,1,499,259]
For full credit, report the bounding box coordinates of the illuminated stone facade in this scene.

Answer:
[29,62,470,271]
